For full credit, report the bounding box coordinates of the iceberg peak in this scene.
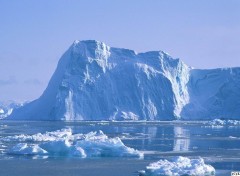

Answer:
[70,40,110,61]
[71,40,110,51]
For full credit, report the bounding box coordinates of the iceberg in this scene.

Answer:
[139,156,215,176]
[0,101,26,119]
[7,40,240,121]
[6,129,143,158]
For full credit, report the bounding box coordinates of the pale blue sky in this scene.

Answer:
[0,0,240,101]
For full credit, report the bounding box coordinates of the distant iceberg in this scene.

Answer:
[139,156,215,176]
[205,119,240,127]
[6,129,143,158]
[0,101,26,119]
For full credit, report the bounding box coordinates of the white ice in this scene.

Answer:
[6,129,143,158]
[206,119,240,127]
[0,109,4,114]
[139,156,215,176]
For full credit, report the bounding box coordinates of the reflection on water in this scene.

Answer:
[173,126,190,152]
[146,126,157,144]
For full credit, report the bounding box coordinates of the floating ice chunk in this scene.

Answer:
[227,120,240,126]
[139,156,215,176]
[10,143,47,155]
[40,140,86,157]
[0,109,4,114]
[9,141,87,157]
[76,131,143,158]
[206,119,240,127]
[229,136,237,139]
[0,124,7,128]
[208,119,225,126]
[7,129,143,158]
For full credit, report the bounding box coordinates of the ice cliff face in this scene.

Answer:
[181,68,240,120]
[8,40,240,120]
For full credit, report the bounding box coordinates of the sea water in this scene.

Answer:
[0,121,239,176]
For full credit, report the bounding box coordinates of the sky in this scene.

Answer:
[0,0,240,101]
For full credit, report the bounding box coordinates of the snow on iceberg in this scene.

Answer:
[6,129,143,158]
[139,156,215,176]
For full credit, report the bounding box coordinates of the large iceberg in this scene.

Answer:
[139,156,215,176]
[7,40,240,120]
[6,129,143,158]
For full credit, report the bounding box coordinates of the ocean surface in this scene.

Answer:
[0,121,239,176]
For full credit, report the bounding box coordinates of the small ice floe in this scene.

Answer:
[120,132,149,140]
[0,124,8,128]
[0,144,7,148]
[7,129,143,158]
[206,119,225,128]
[0,109,4,114]
[229,136,237,139]
[206,119,240,128]
[227,120,240,126]
[97,122,109,126]
[139,156,215,176]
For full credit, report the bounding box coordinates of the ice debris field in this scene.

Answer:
[0,127,218,176]
[2,128,143,158]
